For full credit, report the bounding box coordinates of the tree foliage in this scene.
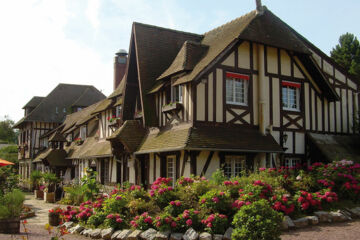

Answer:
[0,116,17,144]
[330,33,360,76]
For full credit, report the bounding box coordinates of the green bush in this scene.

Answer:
[30,170,43,190]
[87,211,107,228]
[0,189,25,219]
[232,200,282,240]
[199,189,231,214]
[103,193,129,215]
[43,172,59,192]
[63,184,86,205]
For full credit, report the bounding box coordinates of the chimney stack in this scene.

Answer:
[256,0,264,14]
[114,49,128,90]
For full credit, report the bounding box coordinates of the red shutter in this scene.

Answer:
[226,72,249,80]
[282,81,301,88]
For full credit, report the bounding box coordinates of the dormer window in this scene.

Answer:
[226,72,249,106]
[282,81,300,111]
[171,81,183,103]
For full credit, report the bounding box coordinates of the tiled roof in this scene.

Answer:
[107,120,147,153]
[33,148,69,167]
[66,137,112,159]
[14,84,106,128]
[135,124,283,154]
[91,98,113,115]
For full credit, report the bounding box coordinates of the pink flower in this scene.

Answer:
[175,201,181,207]
[116,196,122,200]
[219,192,225,196]
[207,223,212,228]
[171,222,177,227]
[116,218,123,223]
[212,197,219,203]
[186,219,192,226]
[170,201,175,206]
[106,214,114,219]
[201,199,206,204]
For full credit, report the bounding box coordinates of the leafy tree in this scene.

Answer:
[330,33,360,76]
[0,116,17,144]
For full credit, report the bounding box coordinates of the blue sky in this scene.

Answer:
[0,0,359,121]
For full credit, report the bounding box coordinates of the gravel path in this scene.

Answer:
[1,194,360,240]
[281,220,360,240]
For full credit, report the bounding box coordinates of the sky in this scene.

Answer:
[0,0,359,122]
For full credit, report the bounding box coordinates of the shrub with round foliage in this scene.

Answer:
[104,213,128,230]
[164,200,186,217]
[232,200,283,240]
[130,212,154,230]
[103,193,129,215]
[202,213,228,234]
[87,211,107,228]
[154,212,175,232]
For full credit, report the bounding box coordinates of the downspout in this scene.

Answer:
[257,44,266,136]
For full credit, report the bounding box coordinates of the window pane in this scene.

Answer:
[282,87,288,108]
[224,158,232,178]
[234,158,244,176]
[234,80,244,103]
[226,79,233,103]
[167,157,175,180]
[288,87,297,109]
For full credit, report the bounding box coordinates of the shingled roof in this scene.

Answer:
[22,96,44,109]
[135,124,283,154]
[157,41,209,80]
[107,120,147,153]
[172,7,310,86]
[130,22,203,126]
[14,84,106,128]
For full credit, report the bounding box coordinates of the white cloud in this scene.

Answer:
[86,0,101,32]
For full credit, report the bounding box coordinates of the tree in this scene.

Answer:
[0,116,17,144]
[330,33,360,77]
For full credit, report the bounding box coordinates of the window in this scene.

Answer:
[80,126,87,140]
[171,81,183,103]
[282,81,300,111]
[226,72,249,105]
[284,158,301,168]
[224,155,246,178]
[166,156,176,186]
[116,105,122,118]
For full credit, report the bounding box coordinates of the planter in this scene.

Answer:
[48,214,60,226]
[44,192,55,203]
[0,217,20,234]
[34,189,44,199]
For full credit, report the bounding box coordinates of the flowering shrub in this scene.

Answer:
[103,193,128,215]
[130,212,154,230]
[164,200,186,217]
[49,206,63,217]
[295,190,322,212]
[60,206,79,222]
[76,201,94,222]
[223,180,242,198]
[154,212,175,232]
[202,213,228,234]
[177,176,195,186]
[173,209,202,232]
[150,177,176,208]
[87,211,107,228]
[199,189,231,213]
[128,185,149,200]
[104,213,127,229]
[270,194,295,216]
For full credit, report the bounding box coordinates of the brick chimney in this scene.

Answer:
[256,0,264,14]
[114,49,128,90]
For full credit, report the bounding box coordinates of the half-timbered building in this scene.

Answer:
[114,5,360,187]
[14,84,106,186]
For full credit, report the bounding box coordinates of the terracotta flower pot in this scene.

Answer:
[0,217,20,234]
[48,214,60,226]
[44,192,55,203]
[34,190,44,199]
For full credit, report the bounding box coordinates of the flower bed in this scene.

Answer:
[57,160,360,238]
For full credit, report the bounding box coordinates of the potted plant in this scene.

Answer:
[74,137,83,145]
[30,170,43,199]
[48,206,62,226]
[0,189,25,234]
[43,173,60,203]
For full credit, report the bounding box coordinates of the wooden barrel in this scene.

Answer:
[0,218,20,234]
[48,214,60,226]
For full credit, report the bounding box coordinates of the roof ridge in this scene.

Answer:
[133,22,203,38]
[203,9,257,36]
[57,83,94,88]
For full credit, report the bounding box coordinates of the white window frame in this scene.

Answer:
[284,158,301,168]
[171,81,183,103]
[282,82,300,111]
[166,155,176,187]
[226,76,248,106]
[80,125,87,140]
[224,155,246,178]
